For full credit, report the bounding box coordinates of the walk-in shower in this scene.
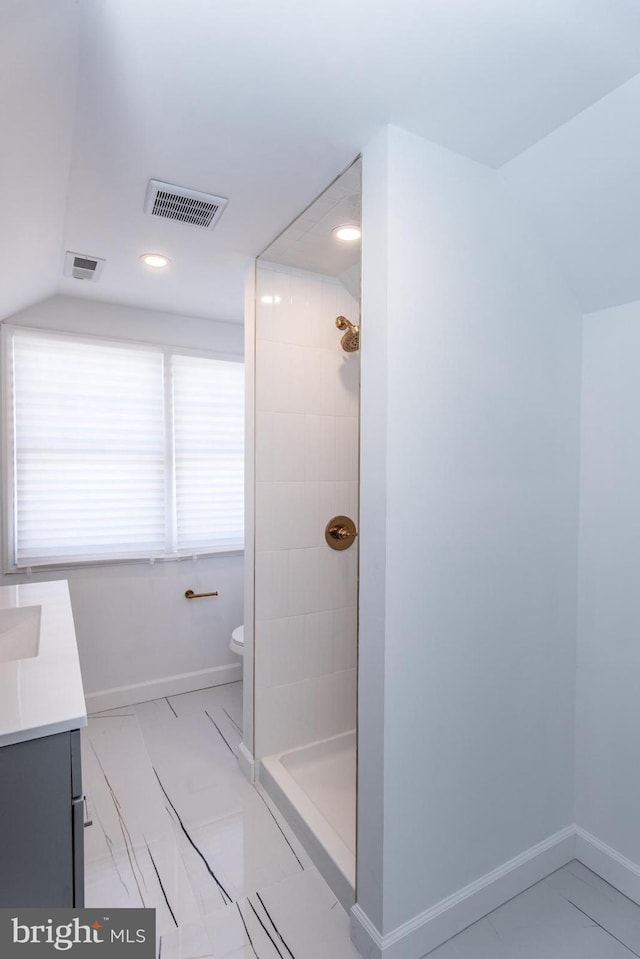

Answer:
[250,158,361,908]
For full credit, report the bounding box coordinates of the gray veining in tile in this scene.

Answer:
[86,687,640,959]
[439,866,640,959]
[83,682,359,959]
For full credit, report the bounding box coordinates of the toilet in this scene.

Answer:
[230,625,244,657]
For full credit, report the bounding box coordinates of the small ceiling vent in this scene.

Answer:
[63,252,106,282]
[143,179,228,230]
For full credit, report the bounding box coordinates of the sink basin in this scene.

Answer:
[0,606,41,662]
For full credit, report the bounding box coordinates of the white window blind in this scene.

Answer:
[172,354,244,552]
[5,328,244,568]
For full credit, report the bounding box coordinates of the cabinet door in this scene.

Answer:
[72,796,85,907]
[0,732,73,907]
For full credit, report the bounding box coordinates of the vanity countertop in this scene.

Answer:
[0,580,87,748]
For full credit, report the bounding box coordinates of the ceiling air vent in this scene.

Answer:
[63,252,106,282]
[143,179,228,230]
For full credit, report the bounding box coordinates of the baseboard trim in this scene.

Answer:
[351,825,577,959]
[85,663,242,713]
[576,827,640,906]
[237,741,258,783]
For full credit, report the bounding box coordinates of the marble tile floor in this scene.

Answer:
[83,681,361,959]
[432,860,640,959]
[84,683,640,959]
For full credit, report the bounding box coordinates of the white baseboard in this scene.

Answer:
[237,741,258,783]
[351,826,577,959]
[85,663,242,713]
[575,826,640,906]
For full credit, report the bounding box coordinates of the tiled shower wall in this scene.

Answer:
[254,261,359,758]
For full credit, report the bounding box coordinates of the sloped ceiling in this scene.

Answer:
[0,0,79,323]
[502,74,640,314]
[4,0,640,322]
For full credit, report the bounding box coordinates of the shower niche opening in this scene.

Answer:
[251,158,361,908]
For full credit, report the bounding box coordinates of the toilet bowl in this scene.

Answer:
[230,625,244,657]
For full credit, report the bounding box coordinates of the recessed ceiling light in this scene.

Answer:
[140,253,170,269]
[332,225,361,242]
[260,295,281,305]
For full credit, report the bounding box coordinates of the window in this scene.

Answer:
[3,327,244,569]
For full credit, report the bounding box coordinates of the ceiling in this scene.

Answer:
[3,0,640,324]
[260,160,362,295]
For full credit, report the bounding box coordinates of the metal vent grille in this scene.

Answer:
[63,251,105,282]
[144,180,228,231]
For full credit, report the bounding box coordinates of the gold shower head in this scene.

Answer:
[336,315,360,353]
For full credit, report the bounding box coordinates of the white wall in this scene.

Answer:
[575,298,640,865]
[2,295,244,706]
[253,263,359,758]
[356,126,582,944]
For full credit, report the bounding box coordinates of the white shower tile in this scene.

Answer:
[258,341,307,413]
[304,547,331,614]
[256,483,300,552]
[336,668,357,735]
[271,269,292,343]
[255,339,277,411]
[258,682,317,754]
[335,351,360,418]
[255,267,276,341]
[318,416,336,481]
[315,674,339,739]
[271,412,306,482]
[297,678,320,745]
[347,480,360,518]
[319,349,338,415]
[304,609,335,678]
[336,287,359,326]
[304,348,324,415]
[307,481,353,549]
[306,277,324,348]
[303,482,323,547]
[304,414,322,480]
[330,547,356,610]
[333,480,359,522]
[255,686,290,755]
[334,605,357,672]
[255,550,289,621]
[256,616,306,687]
[288,273,312,347]
[254,483,277,551]
[287,548,311,617]
[281,343,308,413]
[345,669,357,730]
[255,411,275,482]
[320,280,339,350]
[335,416,359,481]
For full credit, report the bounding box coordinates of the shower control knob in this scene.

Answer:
[325,515,358,551]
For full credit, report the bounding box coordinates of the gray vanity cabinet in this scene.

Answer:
[0,729,84,907]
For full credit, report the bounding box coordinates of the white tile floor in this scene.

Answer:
[83,682,361,959]
[83,683,640,959]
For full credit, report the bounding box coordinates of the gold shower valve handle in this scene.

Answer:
[325,515,358,550]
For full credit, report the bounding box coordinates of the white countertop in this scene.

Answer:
[0,580,87,748]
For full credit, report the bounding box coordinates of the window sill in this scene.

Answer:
[4,549,245,575]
